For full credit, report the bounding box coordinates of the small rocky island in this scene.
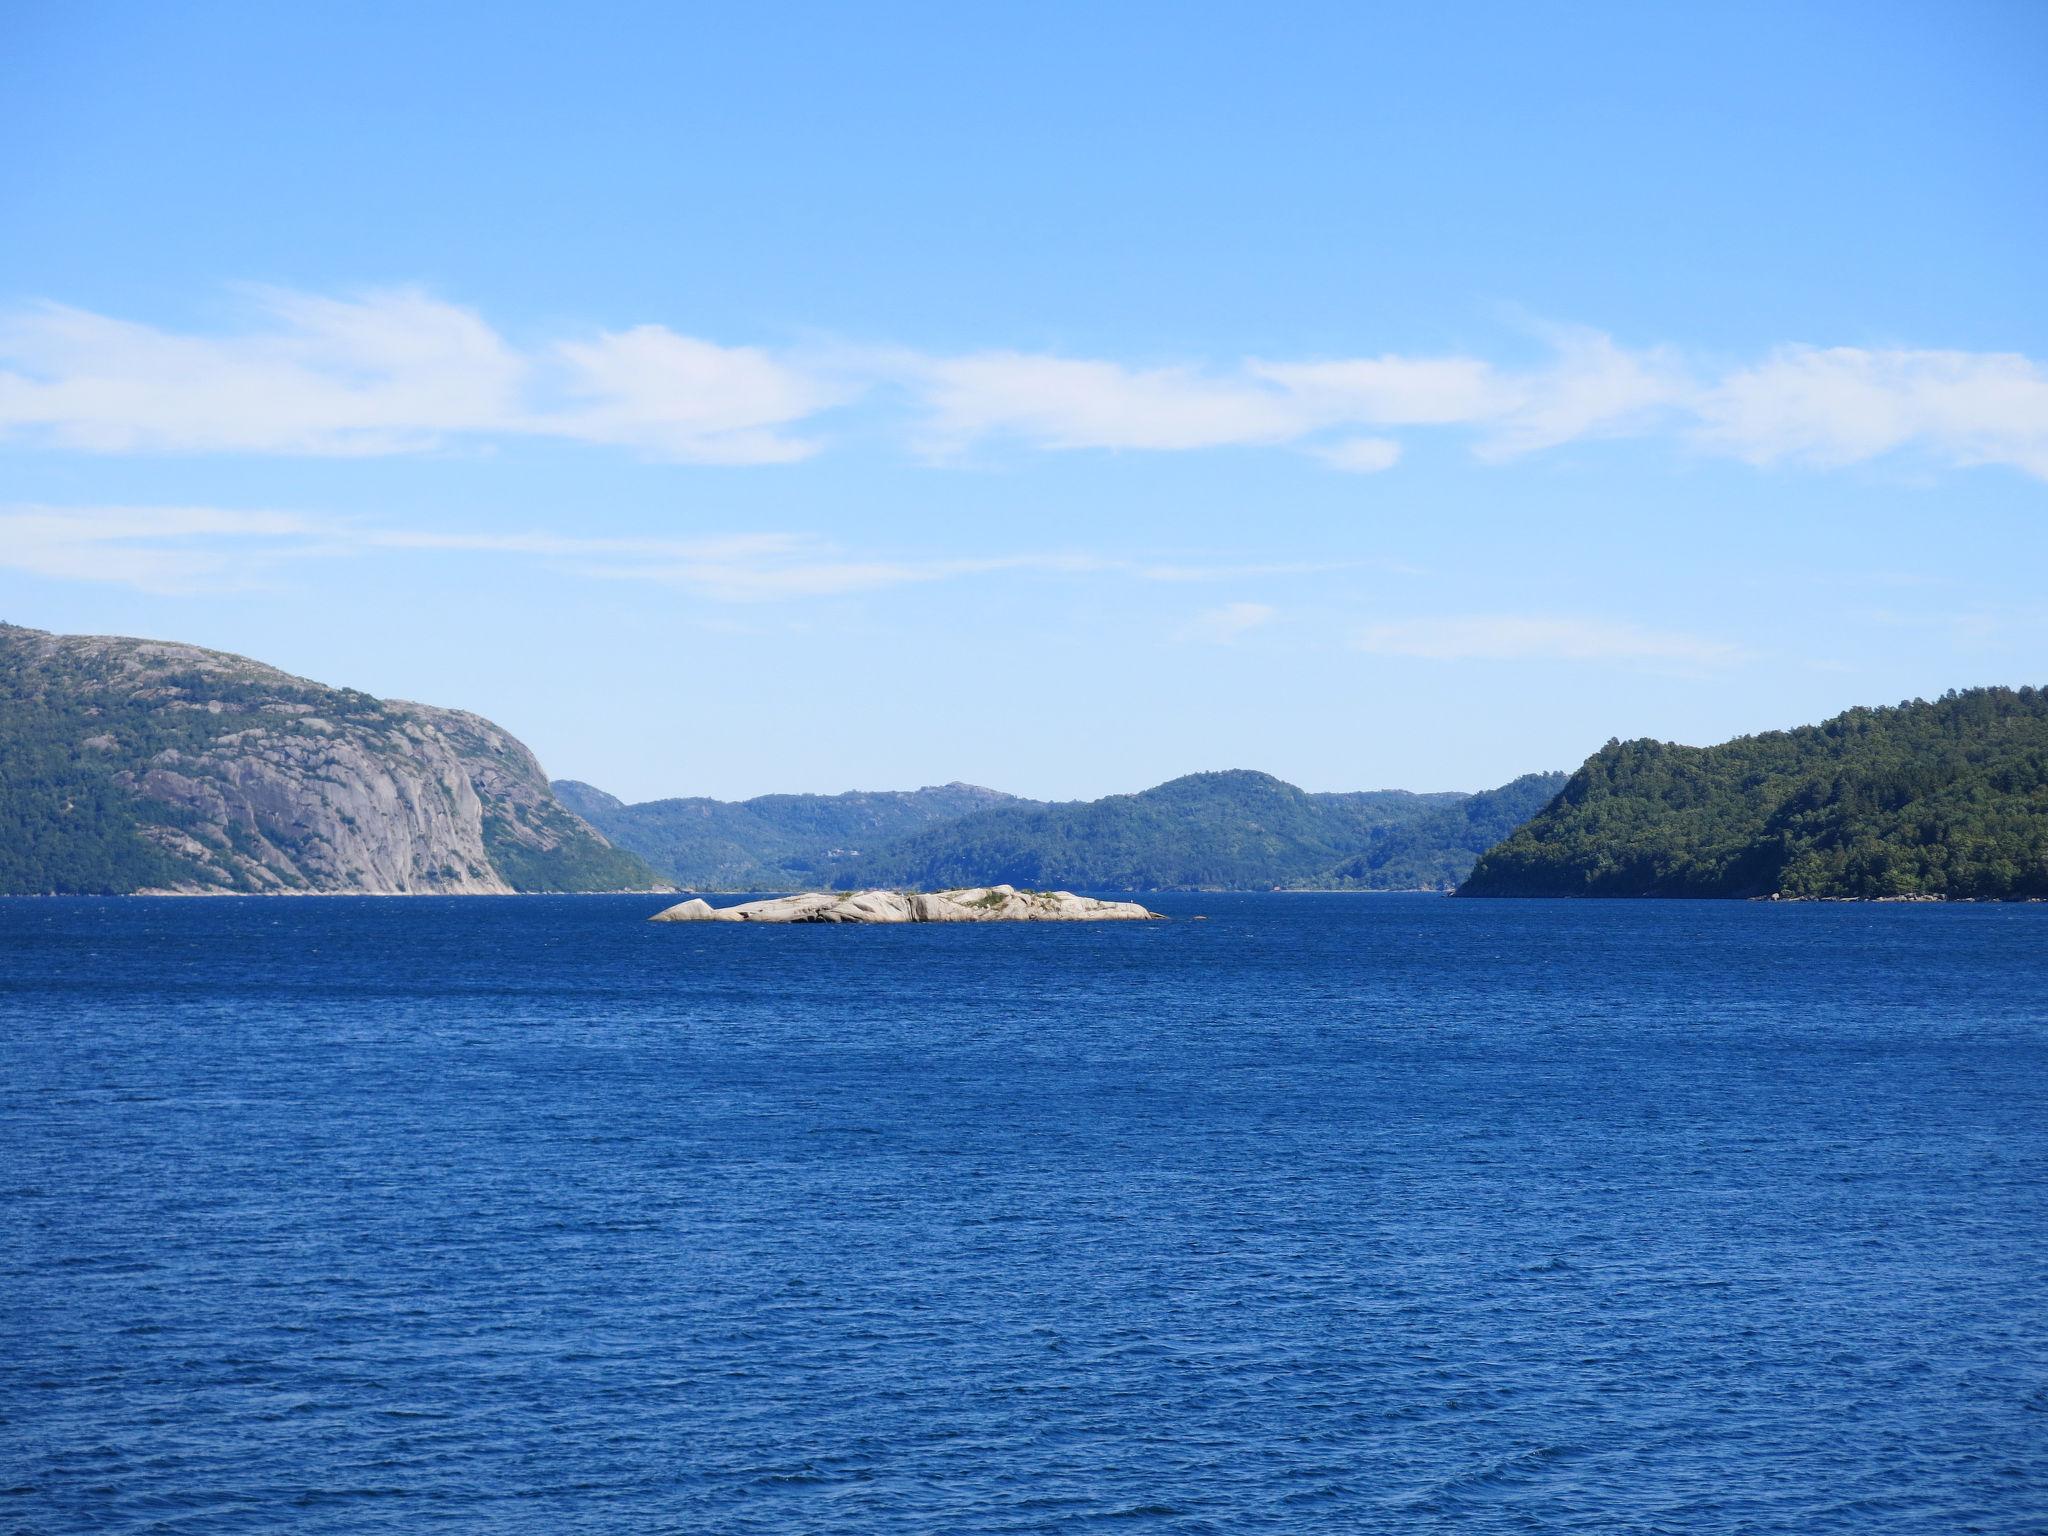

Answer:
[649,884,1163,924]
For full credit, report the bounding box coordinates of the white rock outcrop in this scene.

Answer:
[649,885,1163,924]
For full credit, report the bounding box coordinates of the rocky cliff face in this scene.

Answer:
[0,623,664,895]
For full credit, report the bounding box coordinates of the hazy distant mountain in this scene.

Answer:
[0,623,663,895]
[554,779,1030,891]
[1460,687,2048,900]
[832,769,1562,892]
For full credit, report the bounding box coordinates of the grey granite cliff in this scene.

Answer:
[0,622,664,895]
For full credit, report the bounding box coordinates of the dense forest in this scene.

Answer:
[0,686,190,896]
[827,769,1566,893]
[1460,687,2048,900]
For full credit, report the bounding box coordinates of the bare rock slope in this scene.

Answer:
[650,885,1162,924]
[0,622,664,895]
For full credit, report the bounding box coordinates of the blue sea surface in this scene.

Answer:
[3,893,2045,1533]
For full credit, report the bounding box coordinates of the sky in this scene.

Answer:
[2,0,2044,802]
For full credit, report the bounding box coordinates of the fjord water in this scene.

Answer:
[4,896,2044,1534]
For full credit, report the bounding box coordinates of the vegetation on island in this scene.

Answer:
[1460,687,2048,900]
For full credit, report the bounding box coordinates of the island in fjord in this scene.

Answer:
[651,886,1162,923]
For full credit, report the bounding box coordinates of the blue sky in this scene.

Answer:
[2,0,2044,800]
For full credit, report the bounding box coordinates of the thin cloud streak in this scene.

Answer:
[1179,602,1277,644]
[0,506,343,594]
[1310,436,1404,474]
[908,351,1303,452]
[0,504,1369,602]
[1356,614,1752,668]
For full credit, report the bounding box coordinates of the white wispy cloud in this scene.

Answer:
[1180,601,1277,644]
[909,351,1303,452]
[0,504,1362,602]
[0,292,522,456]
[0,504,972,599]
[1311,436,1404,474]
[933,325,1687,463]
[1,287,2044,479]
[0,289,834,464]
[1136,558,1385,582]
[1355,614,1750,667]
[1248,354,1510,426]
[897,325,2037,475]
[1694,345,2048,478]
[1472,327,1690,458]
[0,506,334,593]
[1860,601,2048,650]
[359,528,808,561]
[545,325,844,462]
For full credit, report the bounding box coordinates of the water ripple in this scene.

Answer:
[3,893,2045,1533]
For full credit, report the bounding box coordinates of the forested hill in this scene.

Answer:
[1460,687,2048,900]
[0,622,664,895]
[830,769,1566,893]
[554,780,1029,891]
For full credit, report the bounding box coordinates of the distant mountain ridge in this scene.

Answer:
[568,767,1567,892]
[1460,687,2048,900]
[553,780,1035,891]
[0,622,664,895]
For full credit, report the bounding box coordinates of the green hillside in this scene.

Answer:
[554,780,1026,890]
[834,769,1559,892]
[1460,687,2048,900]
